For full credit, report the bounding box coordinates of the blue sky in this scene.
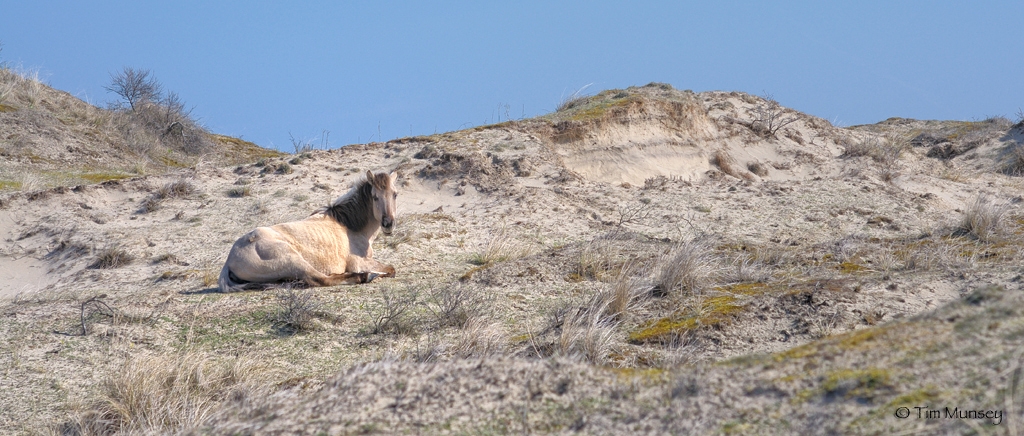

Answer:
[2,2,1022,151]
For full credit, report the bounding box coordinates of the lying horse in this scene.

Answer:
[218,170,398,292]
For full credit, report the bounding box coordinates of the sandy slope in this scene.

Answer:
[2,83,1024,434]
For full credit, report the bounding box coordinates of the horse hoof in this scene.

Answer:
[365,272,380,283]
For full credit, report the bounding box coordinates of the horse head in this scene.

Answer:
[367,170,399,235]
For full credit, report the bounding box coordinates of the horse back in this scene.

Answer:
[269,215,352,271]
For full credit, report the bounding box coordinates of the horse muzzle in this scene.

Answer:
[381,218,394,235]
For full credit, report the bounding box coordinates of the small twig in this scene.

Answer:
[80,294,115,336]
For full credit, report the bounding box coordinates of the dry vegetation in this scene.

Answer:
[2,81,1024,434]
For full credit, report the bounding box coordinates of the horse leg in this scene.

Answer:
[348,257,396,278]
[302,271,379,286]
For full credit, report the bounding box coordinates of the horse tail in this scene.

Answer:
[218,263,246,293]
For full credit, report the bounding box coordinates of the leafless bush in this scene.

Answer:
[842,132,909,181]
[616,199,654,227]
[956,195,1010,242]
[367,287,418,334]
[106,67,214,155]
[750,92,799,138]
[91,246,135,269]
[106,67,161,111]
[64,352,266,435]
[841,136,878,159]
[426,283,482,328]
[654,239,719,299]
[270,287,322,333]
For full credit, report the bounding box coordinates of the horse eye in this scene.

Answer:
[392,193,397,199]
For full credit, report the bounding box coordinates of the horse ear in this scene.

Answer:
[366,170,374,182]
[390,170,400,183]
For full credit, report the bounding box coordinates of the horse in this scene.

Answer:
[218,170,398,292]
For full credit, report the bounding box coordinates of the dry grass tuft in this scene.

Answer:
[1003,144,1024,176]
[746,161,769,177]
[529,302,618,364]
[155,179,198,199]
[226,185,252,198]
[556,83,593,112]
[470,227,530,266]
[956,195,1010,242]
[140,179,198,213]
[90,246,135,269]
[711,150,754,181]
[64,352,267,435]
[654,239,719,299]
[593,264,647,319]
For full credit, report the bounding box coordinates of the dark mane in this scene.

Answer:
[323,179,373,231]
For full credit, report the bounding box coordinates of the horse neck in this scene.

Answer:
[354,206,380,239]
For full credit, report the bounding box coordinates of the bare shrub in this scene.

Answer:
[842,132,909,182]
[65,352,266,435]
[750,92,799,138]
[841,136,878,159]
[91,246,135,269]
[366,287,418,334]
[654,239,719,299]
[270,287,322,333]
[615,200,654,227]
[105,67,161,111]
[106,67,214,155]
[956,195,1010,242]
[426,283,481,328]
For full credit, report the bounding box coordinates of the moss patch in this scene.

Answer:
[78,172,133,184]
[628,295,744,343]
[838,261,866,274]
